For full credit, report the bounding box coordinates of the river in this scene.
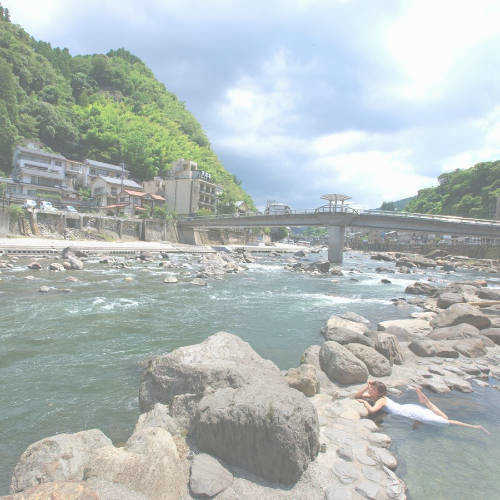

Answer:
[0,250,498,498]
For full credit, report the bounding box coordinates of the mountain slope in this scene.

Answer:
[0,6,251,206]
[405,161,499,218]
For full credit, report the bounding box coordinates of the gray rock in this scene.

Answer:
[477,288,500,300]
[189,453,233,497]
[10,429,112,493]
[333,460,360,484]
[429,323,480,340]
[133,403,180,436]
[139,332,283,412]
[377,318,432,338]
[322,314,369,336]
[452,338,487,358]
[422,378,451,393]
[339,311,371,325]
[410,340,459,358]
[355,479,383,499]
[431,303,491,330]
[191,278,208,286]
[481,328,500,345]
[85,426,188,499]
[443,376,473,393]
[345,343,392,377]
[284,364,320,397]
[163,276,178,283]
[194,383,320,485]
[4,481,99,499]
[436,292,464,309]
[368,433,391,448]
[322,326,374,347]
[374,333,404,365]
[319,341,369,385]
[325,484,356,500]
[27,261,42,270]
[38,286,50,293]
[405,282,437,296]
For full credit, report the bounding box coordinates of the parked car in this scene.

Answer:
[23,199,36,209]
[65,205,78,213]
[39,201,58,212]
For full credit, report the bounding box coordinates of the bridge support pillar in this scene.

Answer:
[327,225,345,264]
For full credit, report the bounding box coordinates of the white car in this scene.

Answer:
[65,205,77,213]
[39,201,58,212]
[23,199,36,209]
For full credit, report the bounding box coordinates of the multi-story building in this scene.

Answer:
[90,176,144,210]
[11,145,79,201]
[143,159,222,215]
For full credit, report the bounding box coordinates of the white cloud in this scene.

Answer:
[385,0,500,100]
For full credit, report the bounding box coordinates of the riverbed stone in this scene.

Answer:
[10,429,112,493]
[452,338,487,358]
[436,292,465,309]
[431,303,491,330]
[408,340,458,358]
[374,333,404,365]
[422,377,451,393]
[194,382,320,485]
[333,460,360,484]
[163,276,178,283]
[189,453,233,497]
[85,426,187,499]
[319,341,369,385]
[405,282,438,296]
[48,262,65,271]
[339,311,371,325]
[284,363,320,396]
[481,328,500,345]
[429,323,480,341]
[443,376,473,393]
[27,261,42,270]
[377,318,432,338]
[139,332,283,412]
[322,326,374,346]
[345,343,392,377]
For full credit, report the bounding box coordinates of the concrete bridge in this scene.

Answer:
[179,209,500,263]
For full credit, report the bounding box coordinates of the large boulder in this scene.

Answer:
[189,454,233,498]
[431,303,491,330]
[436,292,465,309]
[408,340,458,358]
[284,364,320,397]
[377,318,432,338]
[3,482,98,499]
[345,343,392,377]
[477,288,500,300]
[374,333,404,365]
[321,315,372,346]
[319,341,369,385]
[481,328,500,345]
[85,426,188,499]
[405,282,438,296]
[194,383,320,485]
[429,323,480,341]
[452,338,487,358]
[133,403,181,436]
[139,332,283,413]
[10,429,111,493]
[370,253,394,262]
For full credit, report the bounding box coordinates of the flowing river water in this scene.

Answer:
[0,250,498,498]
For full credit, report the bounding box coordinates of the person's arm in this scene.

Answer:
[354,383,369,399]
[357,397,386,414]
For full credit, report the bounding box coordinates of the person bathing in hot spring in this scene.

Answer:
[356,381,489,434]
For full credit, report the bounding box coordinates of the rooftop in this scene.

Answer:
[87,159,130,173]
[16,146,66,160]
[98,175,143,189]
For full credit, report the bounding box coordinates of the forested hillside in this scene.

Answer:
[0,5,251,206]
[405,161,499,218]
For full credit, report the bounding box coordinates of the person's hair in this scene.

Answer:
[372,381,387,397]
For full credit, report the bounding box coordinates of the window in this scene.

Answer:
[55,160,62,166]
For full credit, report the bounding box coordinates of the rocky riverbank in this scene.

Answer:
[2,249,499,499]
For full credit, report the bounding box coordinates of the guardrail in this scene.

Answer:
[179,208,500,226]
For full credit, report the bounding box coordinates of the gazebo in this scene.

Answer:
[320,194,351,212]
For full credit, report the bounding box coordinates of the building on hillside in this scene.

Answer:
[235,200,250,214]
[91,176,143,211]
[111,189,166,217]
[143,159,222,215]
[11,145,79,201]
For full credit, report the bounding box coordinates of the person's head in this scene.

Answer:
[368,381,387,399]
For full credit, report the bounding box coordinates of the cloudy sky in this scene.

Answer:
[4,0,500,209]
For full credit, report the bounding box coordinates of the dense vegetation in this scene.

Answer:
[379,196,415,211]
[0,5,252,206]
[404,161,499,218]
